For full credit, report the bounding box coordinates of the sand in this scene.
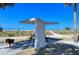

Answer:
[0,32,78,55]
[0,36,30,43]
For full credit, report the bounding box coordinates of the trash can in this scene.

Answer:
[5,38,14,47]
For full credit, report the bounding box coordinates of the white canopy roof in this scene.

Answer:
[20,17,59,24]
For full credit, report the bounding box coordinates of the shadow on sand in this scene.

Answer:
[35,43,79,55]
[7,37,79,55]
[10,39,35,49]
[10,37,61,50]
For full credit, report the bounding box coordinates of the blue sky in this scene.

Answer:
[0,3,79,30]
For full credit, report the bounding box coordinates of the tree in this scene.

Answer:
[64,3,77,42]
[0,3,15,36]
[0,3,14,9]
[65,27,70,30]
[0,26,3,32]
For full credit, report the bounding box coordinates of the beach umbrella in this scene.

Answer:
[64,3,77,42]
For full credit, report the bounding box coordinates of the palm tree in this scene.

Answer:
[64,3,77,42]
[0,3,14,9]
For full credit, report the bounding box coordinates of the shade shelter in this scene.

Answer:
[20,17,59,49]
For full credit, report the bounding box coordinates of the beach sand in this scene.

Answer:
[0,36,30,43]
[0,33,78,55]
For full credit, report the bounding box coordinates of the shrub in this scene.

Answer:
[0,27,3,32]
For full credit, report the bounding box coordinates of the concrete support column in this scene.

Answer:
[34,20,45,49]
